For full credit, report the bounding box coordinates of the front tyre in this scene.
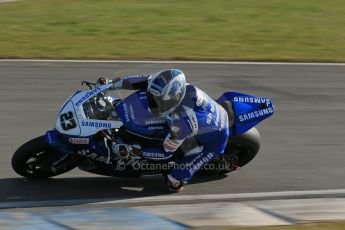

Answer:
[11,136,76,178]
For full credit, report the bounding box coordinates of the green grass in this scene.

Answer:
[227,222,345,230]
[0,0,345,61]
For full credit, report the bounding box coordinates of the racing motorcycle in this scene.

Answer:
[12,80,274,179]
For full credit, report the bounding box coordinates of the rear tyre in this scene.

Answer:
[200,127,261,175]
[218,127,261,174]
[11,136,77,178]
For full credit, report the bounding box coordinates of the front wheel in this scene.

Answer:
[11,136,77,178]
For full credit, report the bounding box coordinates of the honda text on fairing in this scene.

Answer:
[12,71,274,192]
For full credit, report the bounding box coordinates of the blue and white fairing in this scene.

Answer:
[217,92,274,135]
[55,84,123,137]
[116,90,169,138]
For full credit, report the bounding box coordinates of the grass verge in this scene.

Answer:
[0,0,344,61]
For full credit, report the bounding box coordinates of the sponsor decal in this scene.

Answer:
[196,89,208,107]
[142,151,168,159]
[202,100,208,110]
[195,88,210,110]
[123,103,130,122]
[215,107,220,127]
[189,152,215,175]
[196,96,203,106]
[148,126,165,130]
[187,117,196,134]
[145,119,165,125]
[121,75,147,80]
[183,106,199,135]
[220,107,227,129]
[210,103,216,113]
[238,107,274,123]
[206,113,213,125]
[129,105,135,120]
[75,87,102,106]
[233,96,270,104]
[68,138,89,145]
[77,149,110,164]
[81,120,112,129]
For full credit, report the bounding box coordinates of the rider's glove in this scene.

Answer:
[110,77,123,90]
[96,77,122,90]
[96,77,110,87]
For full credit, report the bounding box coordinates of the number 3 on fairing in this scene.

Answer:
[60,111,77,130]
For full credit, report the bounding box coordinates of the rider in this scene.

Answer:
[104,69,230,192]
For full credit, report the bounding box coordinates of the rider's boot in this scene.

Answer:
[165,174,186,193]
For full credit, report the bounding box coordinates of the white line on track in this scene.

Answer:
[92,188,345,205]
[1,189,345,209]
[1,59,345,66]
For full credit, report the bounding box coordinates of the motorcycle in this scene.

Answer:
[12,79,274,179]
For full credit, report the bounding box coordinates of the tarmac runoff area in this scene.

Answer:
[0,60,345,229]
[0,192,345,229]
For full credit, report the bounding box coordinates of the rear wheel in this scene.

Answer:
[11,136,77,178]
[218,127,261,174]
[201,128,261,175]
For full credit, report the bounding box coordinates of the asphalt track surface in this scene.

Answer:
[0,61,344,205]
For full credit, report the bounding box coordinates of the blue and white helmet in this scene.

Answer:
[147,69,186,116]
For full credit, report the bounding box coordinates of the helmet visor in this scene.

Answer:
[147,92,180,116]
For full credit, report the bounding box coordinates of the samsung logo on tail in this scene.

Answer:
[238,107,274,123]
[233,96,270,104]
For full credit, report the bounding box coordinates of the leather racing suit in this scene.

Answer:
[112,74,230,183]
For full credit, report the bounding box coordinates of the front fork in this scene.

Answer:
[44,129,81,172]
[45,129,118,175]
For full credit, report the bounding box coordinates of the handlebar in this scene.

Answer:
[81,81,96,89]
[81,78,113,90]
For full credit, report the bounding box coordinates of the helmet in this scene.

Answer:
[147,69,186,116]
